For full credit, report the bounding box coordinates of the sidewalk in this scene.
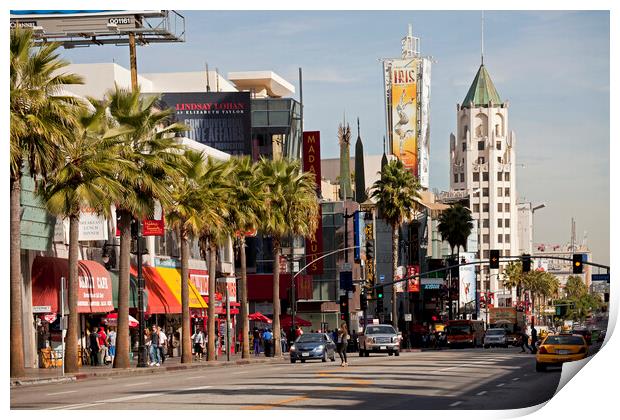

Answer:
[10,353,287,388]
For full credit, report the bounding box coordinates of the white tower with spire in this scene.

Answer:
[449,58,518,304]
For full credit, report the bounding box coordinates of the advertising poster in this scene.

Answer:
[395,266,405,293]
[143,200,165,236]
[78,208,108,242]
[158,92,252,156]
[418,58,432,188]
[389,59,418,176]
[458,252,477,312]
[407,265,420,293]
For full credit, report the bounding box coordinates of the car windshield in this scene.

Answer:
[296,334,325,343]
[447,325,471,335]
[486,329,505,336]
[544,335,585,346]
[366,326,396,335]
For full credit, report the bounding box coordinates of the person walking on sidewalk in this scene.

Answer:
[253,327,260,356]
[262,328,273,357]
[158,326,167,364]
[530,326,538,354]
[107,327,117,366]
[337,322,349,367]
[149,325,161,366]
[97,326,107,366]
[88,328,100,366]
[192,327,205,361]
[518,328,531,353]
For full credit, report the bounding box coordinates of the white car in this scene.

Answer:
[484,328,508,348]
[358,324,400,357]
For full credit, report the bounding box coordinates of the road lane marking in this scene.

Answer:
[231,370,249,375]
[101,392,165,403]
[497,383,505,387]
[47,390,78,396]
[242,395,309,410]
[123,382,151,387]
[512,378,520,381]
[186,376,204,380]
[476,391,487,396]
[51,402,104,410]
[450,401,463,407]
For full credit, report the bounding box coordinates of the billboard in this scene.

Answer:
[418,58,432,188]
[407,265,420,293]
[459,252,477,313]
[303,131,323,275]
[387,59,419,177]
[158,92,252,156]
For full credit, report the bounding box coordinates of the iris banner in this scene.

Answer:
[303,131,323,275]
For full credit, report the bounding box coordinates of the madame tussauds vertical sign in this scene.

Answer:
[158,92,252,156]
[303,131,323,275]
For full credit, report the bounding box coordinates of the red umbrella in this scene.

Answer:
[248,312,272,323]
[280,315,312,328]
[104,313,139,328]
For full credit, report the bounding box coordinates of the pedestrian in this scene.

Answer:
[192,327,205,361]
[262,328,273,357]
[97,326,107,366]
[253,327,260,356]
[280,328,287,353]
[149,325,161,366]
[530,326,538,354]
[158,326,167,364]
[144,328,152,364]
[88,328,100,366]
[518,328,531,353]
[337,322,349,367]
[295,326,303,339]
[107,327,117,366]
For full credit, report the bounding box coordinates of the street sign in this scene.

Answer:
[379,274,385,283]
[592,273,610,282]
[404,314,412,321]
[33,306,52,313]
[341,263,352,271]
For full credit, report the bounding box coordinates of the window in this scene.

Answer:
[483,234,489,244]
[462,142,466,151]
[505,219,510,228]
[473,204,480,213]
[483,219,489,228]
[454,173,459,183]
[478,157,485,164]
[497,157,502,163]
[505,203,510,212]
[463,125,468,139]
[478,141,485,151]
[483,172,489,181]
[505,172,510,181]
[460,173,465,182]
[497,187,503,197]
[505,188,510,196]
[505,234,511,243]
[498,234,503,243]
[483,203,489,213]
[483,188,489,197]
[498,219,503,228]
[473,172,480,182]
[496,141,502,150]
[498,203,503,212]
[483,250,490,259]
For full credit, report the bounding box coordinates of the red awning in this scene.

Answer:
[247,273,313,301]
[280,315,312,328]
[31,256,114,313]
[130,266,181,314]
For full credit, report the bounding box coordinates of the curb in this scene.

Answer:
[10,356,287,388]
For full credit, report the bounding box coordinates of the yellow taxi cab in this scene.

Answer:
[535,332,588,372]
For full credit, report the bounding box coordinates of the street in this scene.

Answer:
[11,347,563,410]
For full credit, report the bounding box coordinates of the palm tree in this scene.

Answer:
[226,156,265,359]
[196,157,232,361]
[167,150,212,363]
[106,86,186,369]
[38,99,125,373]
[564,275,588,299]
[502,261,524,302]
[371,159,421,328]
[437,204,474,257]
[10,27,83,377]
[257,158,319,357]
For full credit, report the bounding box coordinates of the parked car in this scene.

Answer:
[483,328,508,348]
[289,333,336,363]
[358,324,400,357]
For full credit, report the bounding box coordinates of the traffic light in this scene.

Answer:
[130,217,139,239]
[365,240,374,259]
[360,292,368,311]
[522,254,531,273]
[376,287,384,313]
[572,254,584,274]
[339,295,348,320]
[489,249,500,269]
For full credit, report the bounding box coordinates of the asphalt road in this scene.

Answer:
[11,347,563,410]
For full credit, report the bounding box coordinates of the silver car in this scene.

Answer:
[484,328,508,348]
[358,324,400,357]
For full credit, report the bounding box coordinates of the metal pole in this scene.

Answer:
[129,32,138,90]
[344,208,349,263]
[226,287,231,362]
[61,277,65,376]
[137,222,147,367]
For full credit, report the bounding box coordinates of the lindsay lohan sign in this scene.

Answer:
[158,92,252,156]
[303,131,323,275]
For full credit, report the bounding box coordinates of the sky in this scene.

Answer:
[43,10,610,265]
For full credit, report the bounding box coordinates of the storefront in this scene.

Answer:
[31,256,114,367]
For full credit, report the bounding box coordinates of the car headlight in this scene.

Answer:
[290,345,296,351]
[316,345,324,351]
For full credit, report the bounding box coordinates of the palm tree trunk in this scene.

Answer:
[10,177,25,378]
[272,237,282,357]
[207,240,217,361]
[65,215,80,373]
[240,236,250,359]
[392,223,399,329]
[113,209,131,369]
[181,227,192,363]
